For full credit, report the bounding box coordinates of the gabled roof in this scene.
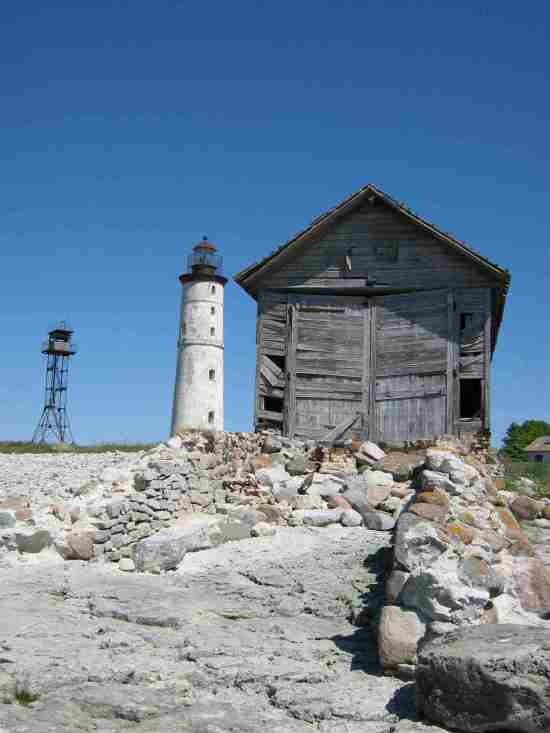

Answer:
[525,437,550,453]
[234,183,510,293]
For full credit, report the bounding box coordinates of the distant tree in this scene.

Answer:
[502,420,550,461]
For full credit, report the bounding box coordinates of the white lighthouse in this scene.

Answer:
[171,237,227,434]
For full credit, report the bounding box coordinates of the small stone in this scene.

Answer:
[386,570,410,603]
[251,522,276,537]
[363,511,395,531]
[445,521,475,545]
[415,489,449,507]
[510,495,542,521]
[119,558,135,572]
[327,494,353,511]
[410,503,447,523]
[358,441,386,462]
[340,509,363,527]
[14,508,33,523]
[298,510,343,527]
[0,512,16,529]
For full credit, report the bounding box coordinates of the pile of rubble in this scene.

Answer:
[378,444,550,676]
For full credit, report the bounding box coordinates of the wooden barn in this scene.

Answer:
[235,184,510,444]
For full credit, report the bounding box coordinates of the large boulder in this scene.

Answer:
[15,529,52,554]
[394,513,448,573]
[57,531,95,560]
[510,495,542,521]
[400,550,489,623]
[416,624,550,732]
[134,531,188,573]
[378,605,425,669]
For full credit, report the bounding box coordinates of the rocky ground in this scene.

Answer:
[0,451,145,506]
[0,524,441,733]
[1,434,550,732]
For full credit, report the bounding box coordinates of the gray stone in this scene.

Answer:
[256,465,291,488]
[363,511,395,531]
[133,531,188,573]
[386,570,410,603]
[378,605,425,668]
[15,528,52,554]
[0,511,16,529]
[262,435,283,453]
[251,522,276,537]
[394,513,448,573]
[417,624,550,732]
[358,441,386,462]
[106,499,126,518]
[285,455,314,476]
[341,486,374,523]
[218,520,251,542]
[298,510,343,527]
[340,509,363,527]
[421,470,462,495]
[400,551,489,623]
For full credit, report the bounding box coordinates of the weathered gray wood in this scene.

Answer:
[446,290,455,432]
[286,305,297,437]
[257,409,284,423]
[368,301,377,439]
[319,412,362,444]
[362,306,371,438]
[483,288,492,430]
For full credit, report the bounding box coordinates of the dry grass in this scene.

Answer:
[0,441,154,455]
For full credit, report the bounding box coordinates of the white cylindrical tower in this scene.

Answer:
[171,237,227,434]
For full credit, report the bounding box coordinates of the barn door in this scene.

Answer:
[370,290,451,442]
[286,300,368,441]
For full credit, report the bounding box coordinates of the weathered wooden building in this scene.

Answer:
[235,185,510,443]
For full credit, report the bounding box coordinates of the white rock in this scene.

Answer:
[340,509,363,527]
[400,550,490,623]
[119,558,135,572]
[251,522,276,537]
[359,441,386,462]
[166,435,183,450]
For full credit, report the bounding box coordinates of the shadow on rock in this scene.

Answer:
[331,544,394,675]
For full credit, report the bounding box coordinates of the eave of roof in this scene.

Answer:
[234,183,510,293]
[525,437,550,452]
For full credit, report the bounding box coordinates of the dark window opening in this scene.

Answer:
[268,354,286,372]
[264,395,283,413]
[460,379,482,419]
[460,313,474,332]
[210,326,215,337]
[208,411,215,424]
[211,285,216,294]
[211,306,216,315]
[209,369,215,381]
[535,454,544,463]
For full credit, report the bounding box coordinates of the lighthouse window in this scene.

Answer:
[209,369,215,381]
[211,285,216,294]
[210,326,215,337]
[208,411,215,424]
[211,306,215,315]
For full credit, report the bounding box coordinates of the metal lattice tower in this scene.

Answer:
[32,322,77,444]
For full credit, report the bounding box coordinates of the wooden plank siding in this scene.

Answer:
[248,193,500,443]
[371,290,449,442]
[260,202,498,293]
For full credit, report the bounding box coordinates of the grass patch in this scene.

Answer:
[15,690,40,707]
[504,461,550,499]
[0,441,155,455]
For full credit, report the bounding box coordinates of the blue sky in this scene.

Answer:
[1,0,548,445]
